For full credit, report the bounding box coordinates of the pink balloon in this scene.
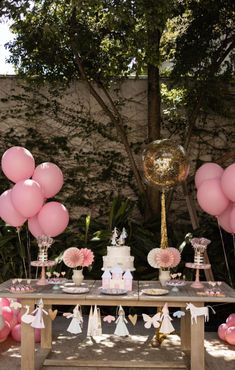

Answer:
[1,146,35,183]
[0,298,10,307]
[225,326,235,345]
[11,324,41,343]
[221,164,235,202]
[11,323,21,342]
[11,179,44,218]
[195,163,224,189]
[28,215,45,238]
[197,178,229,216]
[226,314,235,328]
[0,189,26,227]
[230,208,235,234]
[0,335,8,343]
[2,307,16,328]
[0,321,10,340]
[32,162,64,198]
[218,203,234,234]
[218,323,228,341]
[38,201,69,237]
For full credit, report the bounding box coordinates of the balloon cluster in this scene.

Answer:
[0,298,40,343]
[0,146,69,237]
[195,163,235,234]
[218,313,235,345]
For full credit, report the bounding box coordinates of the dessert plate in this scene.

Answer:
[101,289,128,295]
[141,288,169,296]
[62,287,89,294]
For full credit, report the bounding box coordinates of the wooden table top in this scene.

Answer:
[0,279,234,306]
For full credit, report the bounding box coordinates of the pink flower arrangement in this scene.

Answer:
[63,247,94,269]
[147,247,181,269]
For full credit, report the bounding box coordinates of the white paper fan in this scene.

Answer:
[147,248,161,268]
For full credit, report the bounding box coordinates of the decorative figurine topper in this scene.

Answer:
[118,228,127,246]
[111,227,119,246]
[111,227,128,247]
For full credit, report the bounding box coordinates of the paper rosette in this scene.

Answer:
[147,247,181,269]
[80,248,94,267]
[168,247,181,267]
[63,247,84,268]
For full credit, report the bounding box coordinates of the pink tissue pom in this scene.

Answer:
[63,247,84,268]
[168,247,181,267]
[80,248,94,267]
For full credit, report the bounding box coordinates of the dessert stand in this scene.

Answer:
[186,237,211,289]
[31,236,56,286]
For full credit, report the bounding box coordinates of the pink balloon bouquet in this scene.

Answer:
[221,164,235,202]
[1,146,35,183]
[218,323,228,341]
[230,207,235,234]
[217,203,234,234]
[38,201,69,237]
[197,178,229,216]
[32,162,64,198]
[11,323,41,343]
[28,215,45,238]
[0,189,26,227]
[11,179,44,218]
[195,163,224,189]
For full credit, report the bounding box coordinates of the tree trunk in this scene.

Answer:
[146,29,162,219]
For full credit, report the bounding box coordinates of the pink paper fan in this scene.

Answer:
[155,249,174,269]
[80,248,94,267]
[63,247,84,268]
[168,247,181,267]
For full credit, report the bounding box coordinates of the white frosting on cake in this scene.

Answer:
[102,245,135,271]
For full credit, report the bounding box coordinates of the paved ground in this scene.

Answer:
[0,316,235,370]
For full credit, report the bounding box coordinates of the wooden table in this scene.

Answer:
[0,279,234,370]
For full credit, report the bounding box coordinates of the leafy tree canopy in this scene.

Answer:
[1,0,174,84]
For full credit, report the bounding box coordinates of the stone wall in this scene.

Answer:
[0,76,234,224]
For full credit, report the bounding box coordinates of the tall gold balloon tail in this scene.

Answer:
[160,191,168,249]
[151,329,167,347]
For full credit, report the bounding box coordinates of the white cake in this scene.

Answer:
[102,246,135,271]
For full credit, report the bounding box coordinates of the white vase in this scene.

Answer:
[72,269,84,286]
[159,269,170,287]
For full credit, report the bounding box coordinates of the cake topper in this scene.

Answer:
[111,227,119,246]
[118,228,127,245]
[111,227,128,246]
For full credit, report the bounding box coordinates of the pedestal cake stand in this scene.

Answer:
[31,260,56,285]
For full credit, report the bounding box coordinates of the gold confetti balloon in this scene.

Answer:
[142,139,190,188]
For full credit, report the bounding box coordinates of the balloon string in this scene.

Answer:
[217,219,233,287]
[233,234,235,257]
[26,227,31,279]
[160,191,168,249]
[16,227,28,279]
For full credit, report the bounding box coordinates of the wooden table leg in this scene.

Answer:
[190,315,205,370]
[180,309,191,351]
[41,304,52,349]
[21,300,35,370]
